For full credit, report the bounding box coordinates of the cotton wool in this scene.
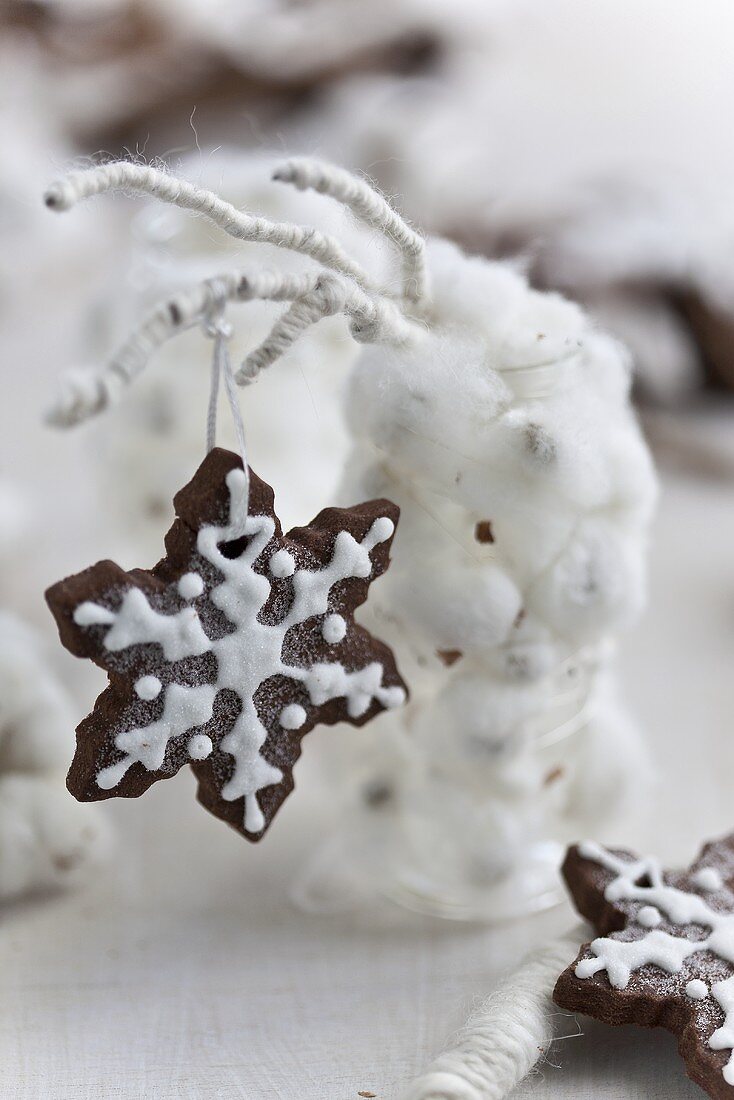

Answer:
[337,235,657,898]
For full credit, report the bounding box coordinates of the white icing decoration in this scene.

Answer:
[188,734,213,760]
[83,587,210,662]
[686,980,708,1001]
[269,549,295,578]
[74,470,402,834]
[177,572,204,600]
[692,867,724,893]
[279,704,307,730]
[322,614,347,644]
[637,906,662,928]
[74,603,115,626]
[134,675,162,701]
[576,841,734,1086]
[97,683,217,789]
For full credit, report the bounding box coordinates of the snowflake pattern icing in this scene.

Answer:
[47,448,407,839]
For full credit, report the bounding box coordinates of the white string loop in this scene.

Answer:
[201,280,249,526]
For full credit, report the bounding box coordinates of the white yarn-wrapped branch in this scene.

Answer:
[43,159,426,428]
[238,271,419,383]
[273,157,428,304]
[401,931,581,1100]
[45,269,319,427]
[43,161,378,295]
[45,266,419,427]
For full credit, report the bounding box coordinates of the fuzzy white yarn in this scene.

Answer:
[43,161,381,295]
[44,157,424,428]
[273,157,428,303]
[400,931,580,1100]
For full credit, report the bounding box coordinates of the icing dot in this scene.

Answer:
[270,549,296,578]
[685,979,708,1001]
[280,704,307,730]
[382,686,407,709]
[371,516,395,543]
[177,572,204,600]
[691,867,724,892]
[322,614,347,644]
[637,906,662,928]
[188,733,213,760]
[134,675,162,700]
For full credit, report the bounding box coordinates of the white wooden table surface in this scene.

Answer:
[2,272,734,1098]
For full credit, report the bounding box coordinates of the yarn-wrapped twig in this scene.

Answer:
[400,931,580,1100]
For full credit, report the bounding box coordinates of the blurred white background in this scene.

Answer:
[2,1,734,1097]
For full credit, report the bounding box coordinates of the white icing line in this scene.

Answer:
[74,602,115,626]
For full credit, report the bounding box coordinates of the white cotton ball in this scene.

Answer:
[0,612,112,900]
[490,615,560,684]
[0,774,112,901]
[602,414,659,525]
[345,328,512,497]
[527,519,647,643]
[399,767,547,884]
[411,671,549,790]
[396,557,522,653]
[425,239,589,377]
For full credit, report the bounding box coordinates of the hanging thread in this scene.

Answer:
[202,279,250,528]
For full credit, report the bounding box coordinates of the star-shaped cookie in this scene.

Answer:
[46,447,407,840]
